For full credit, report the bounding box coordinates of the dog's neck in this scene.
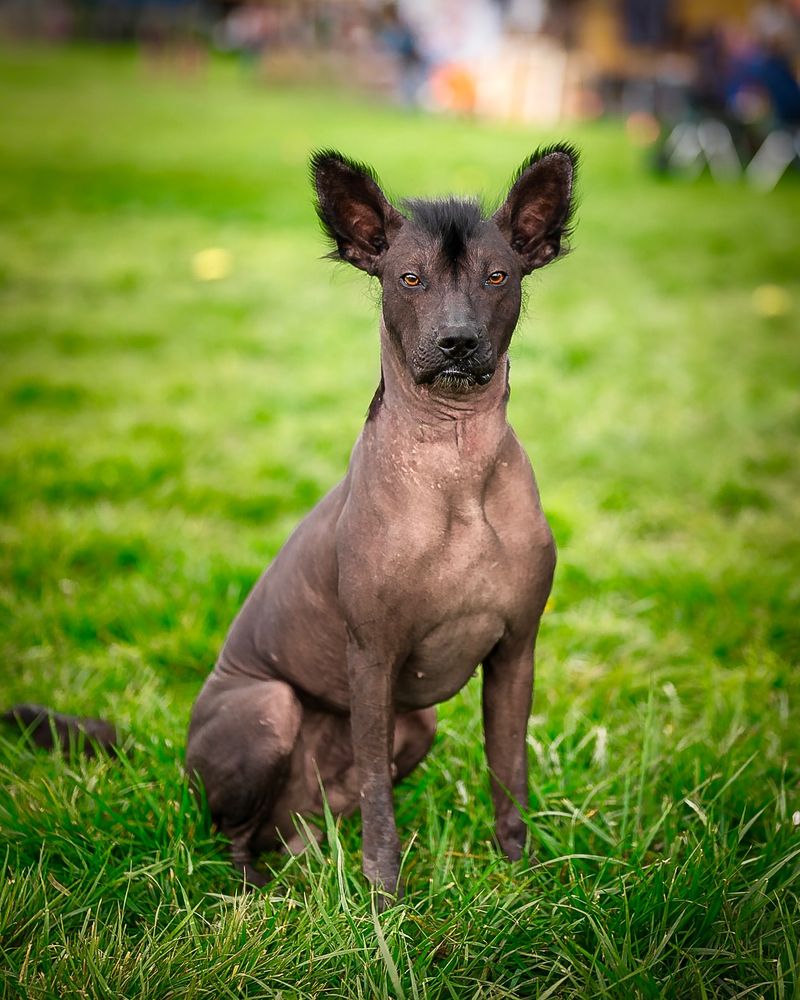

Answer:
[353,320,513,504]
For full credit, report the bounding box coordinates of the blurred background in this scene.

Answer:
[3,0,800,185]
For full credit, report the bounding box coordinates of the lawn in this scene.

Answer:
[0,44,799,999]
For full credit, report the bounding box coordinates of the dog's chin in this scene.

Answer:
[429,368,493,395]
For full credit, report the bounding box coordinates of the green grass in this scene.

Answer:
[1,44,799,998]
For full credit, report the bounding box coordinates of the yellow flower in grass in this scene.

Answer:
[192,247,232,282]
[752,284,791,318]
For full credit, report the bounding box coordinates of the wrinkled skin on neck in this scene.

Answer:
[376,315,511,430]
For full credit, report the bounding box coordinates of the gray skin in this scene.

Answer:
[186,147,577,901]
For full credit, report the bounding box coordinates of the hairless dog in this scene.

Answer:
[186,147,576,900]
[7,146,577,904]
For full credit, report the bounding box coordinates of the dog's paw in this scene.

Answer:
[496,812,529,863]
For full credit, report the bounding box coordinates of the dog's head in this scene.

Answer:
[311,147,577,394]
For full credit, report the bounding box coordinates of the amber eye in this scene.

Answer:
[486,271,508,286]
[400,272,421,288]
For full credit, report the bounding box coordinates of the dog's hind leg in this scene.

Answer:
[392,707,437,782]
[186,672,302,887]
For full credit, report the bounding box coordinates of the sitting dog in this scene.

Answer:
[185,147,576,899]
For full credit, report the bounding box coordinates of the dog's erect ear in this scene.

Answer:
[493,145,578,274]
[311,150,404,275]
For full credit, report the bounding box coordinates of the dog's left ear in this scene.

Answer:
[311,150,405,275]
[493,145,578,274]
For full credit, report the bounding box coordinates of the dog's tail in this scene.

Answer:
[2,704,119,757]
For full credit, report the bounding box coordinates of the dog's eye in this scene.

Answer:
[486,271,508,286]
[400,273,421,288]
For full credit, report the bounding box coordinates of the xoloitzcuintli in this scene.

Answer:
[186,146,576,899]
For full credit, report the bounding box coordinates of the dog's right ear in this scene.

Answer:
[311,150,404,275]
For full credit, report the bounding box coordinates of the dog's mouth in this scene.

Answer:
[429,367,493,394]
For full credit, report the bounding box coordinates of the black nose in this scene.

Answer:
[436,327,479,360]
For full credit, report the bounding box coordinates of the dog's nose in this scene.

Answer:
[436,328,479,360]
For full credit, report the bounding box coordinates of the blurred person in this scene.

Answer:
[399,0,502,113]
[376,2,427,106]
[399,0,503,65]
[658,11,800,184]
[735,3,800,125]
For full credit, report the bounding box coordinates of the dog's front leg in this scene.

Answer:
[482,632,536,862]
[346,639,400,904]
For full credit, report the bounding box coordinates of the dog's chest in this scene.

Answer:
[389,494,548,710]
[338,424,553,710]
[395,612,504,709]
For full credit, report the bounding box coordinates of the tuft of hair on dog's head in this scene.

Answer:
[402,196,485,270]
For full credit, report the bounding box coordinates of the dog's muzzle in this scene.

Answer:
[412,330,495,392]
